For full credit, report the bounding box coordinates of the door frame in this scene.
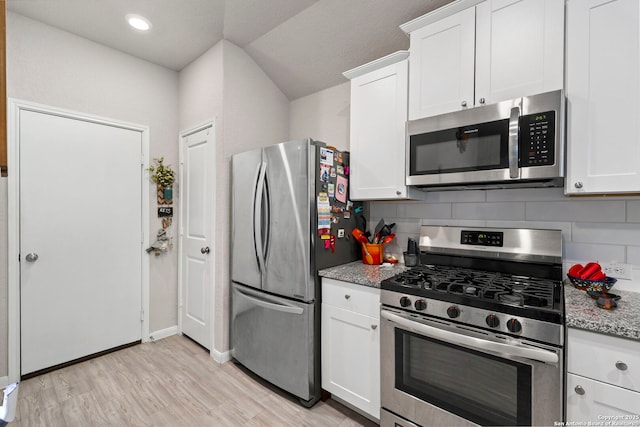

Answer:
[6,99,151,383]
[178,120,217,358]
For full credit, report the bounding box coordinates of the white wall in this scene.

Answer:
[1,12,180,377]
[179,40,289,353]
[289,82,350,151]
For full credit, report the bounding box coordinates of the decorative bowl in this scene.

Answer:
[567,274,617,292]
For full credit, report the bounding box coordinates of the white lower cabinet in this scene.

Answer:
[567,373,640,420]
[321,278,380,420]
[567,328,640,422]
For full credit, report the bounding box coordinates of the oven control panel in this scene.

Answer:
[380,290,563,346]
[460,230,503,247]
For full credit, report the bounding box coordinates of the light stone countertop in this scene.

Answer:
[320,263,640,342]
[564,283,640,341]
[318,261,408,288]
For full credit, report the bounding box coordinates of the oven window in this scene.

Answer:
[409,118,509,175]
[395,329,532,426]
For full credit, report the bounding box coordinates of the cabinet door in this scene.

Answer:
[566,0,640,194]
[321,304,380,419]
[349,60,409,200]
[408,7,475,119]
[567,373,640,421]
[475,0,564,105]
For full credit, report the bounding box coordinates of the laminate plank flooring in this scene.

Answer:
[10,335,378,427]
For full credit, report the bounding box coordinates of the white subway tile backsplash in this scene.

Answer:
[452,202,525,220]
[564,242,626,264]
[369,202,398,219]
[627,201,640,222]
[487,187,565,202]
[627,246,640,266]
[421,219,487,227]
[573,222,640,245]
[526,201,625,222]
[397,203,451,219]
[422,190,486,203]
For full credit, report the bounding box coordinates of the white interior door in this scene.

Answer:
[20,109,143,375]
[179,124,214,349]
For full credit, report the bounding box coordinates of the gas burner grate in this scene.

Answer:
[386,265,557,309]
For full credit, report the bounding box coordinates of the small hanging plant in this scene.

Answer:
[148,157,176,188]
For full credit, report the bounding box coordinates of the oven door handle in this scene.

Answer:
[381,310,559,364]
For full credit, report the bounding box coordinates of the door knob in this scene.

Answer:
[25,253,39,262]
[201,247,210,254]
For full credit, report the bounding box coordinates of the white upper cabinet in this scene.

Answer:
[475,0,564,104]
[402,0,564,120]
[344,51,425,200]
[406,7,476,119]
[565,0,640,194]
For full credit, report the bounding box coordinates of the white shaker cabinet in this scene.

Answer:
[405,6,476,119]
[402,0,564,120]
[344,52,425,200]
[565,0,640,194]
[566,328,640,422]
[321,278,380,420]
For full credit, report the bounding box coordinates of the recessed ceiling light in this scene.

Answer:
[126,14,152,32]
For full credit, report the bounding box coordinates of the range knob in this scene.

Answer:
[414,299,427,311]
[486,314,500,328]
[447,305,460,318]
[400,296,412,307]
[507,318,522,333]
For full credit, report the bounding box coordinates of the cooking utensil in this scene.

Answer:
[373,218,385,243]
[362,243,374,264]
[351,228,369,244]
[381,233,396,245]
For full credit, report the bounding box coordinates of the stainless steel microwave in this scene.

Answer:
[406,90,565,190]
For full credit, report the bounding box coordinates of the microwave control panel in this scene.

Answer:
[520,111,555,167]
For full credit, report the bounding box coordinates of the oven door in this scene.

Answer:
[380,308,563,427]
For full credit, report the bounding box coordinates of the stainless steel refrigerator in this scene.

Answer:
[230,138,359,407]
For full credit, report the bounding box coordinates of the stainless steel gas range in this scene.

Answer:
[380,226,565,427]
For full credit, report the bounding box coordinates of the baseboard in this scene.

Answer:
[211,348,231,364]
[149,326,178,341]
[0,376,8,388]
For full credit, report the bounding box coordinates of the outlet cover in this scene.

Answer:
[601,262,632,280]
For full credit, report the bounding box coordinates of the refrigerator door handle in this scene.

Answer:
[235,286,304,315]
[254,161,267,276]
[262,171,271,264]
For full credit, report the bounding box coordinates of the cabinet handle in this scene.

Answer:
[616,361,628,371]
[479,97,486,104]
[574,181,583,189]
[371,324,377,330]
[344,294,350,300]
[574,385,585,395]
[461,100,468,107]
[396,190,402,196]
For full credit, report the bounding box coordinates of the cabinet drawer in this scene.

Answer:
[322,278,380,318]
[568,328,640,392]
[567,373,640,420]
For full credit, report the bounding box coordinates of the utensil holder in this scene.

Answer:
[362,243,384,265]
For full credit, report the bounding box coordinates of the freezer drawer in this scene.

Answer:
[231,282,317,402]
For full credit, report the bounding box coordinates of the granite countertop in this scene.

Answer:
[318,261,407,288]
[564,283,640,341]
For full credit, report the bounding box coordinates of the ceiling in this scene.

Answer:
[6,0,452,100]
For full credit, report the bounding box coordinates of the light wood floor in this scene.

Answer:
[11,335,378,426]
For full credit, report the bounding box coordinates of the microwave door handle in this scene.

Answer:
[381,310,558,364]
[509,105,520,179]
